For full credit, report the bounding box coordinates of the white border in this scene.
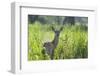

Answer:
[11,2,97,74]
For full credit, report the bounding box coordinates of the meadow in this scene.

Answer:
[28,22,88,60]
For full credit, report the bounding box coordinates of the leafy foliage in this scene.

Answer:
[28,22,88,60]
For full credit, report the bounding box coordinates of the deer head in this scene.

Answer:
[51,26,63,36]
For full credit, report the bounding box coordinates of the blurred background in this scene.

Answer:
[28,15,88,26]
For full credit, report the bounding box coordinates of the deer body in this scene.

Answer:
[43,26,63,60]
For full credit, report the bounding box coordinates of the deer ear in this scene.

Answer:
[60,26,63,31]
[51,26,55,31]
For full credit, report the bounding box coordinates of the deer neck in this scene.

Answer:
[52,34,59,48]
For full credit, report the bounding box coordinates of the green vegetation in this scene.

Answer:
[28,22,88,60]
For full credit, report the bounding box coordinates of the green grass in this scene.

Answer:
[28,22,88,60]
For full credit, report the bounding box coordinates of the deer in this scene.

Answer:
[43,26,63,60]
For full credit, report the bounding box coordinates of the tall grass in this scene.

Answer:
[28,22,88,60]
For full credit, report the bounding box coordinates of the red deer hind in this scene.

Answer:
[43,26,63,60]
